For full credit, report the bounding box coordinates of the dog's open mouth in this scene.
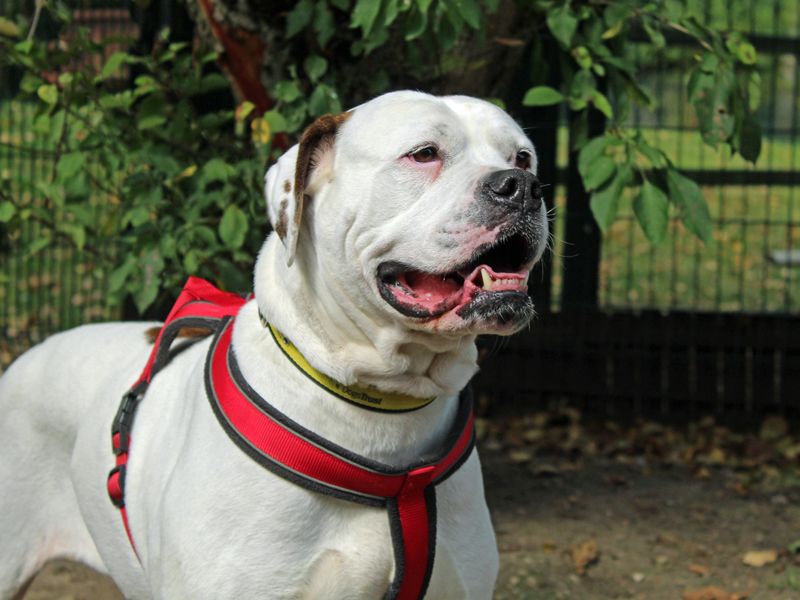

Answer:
[377,232,535,320]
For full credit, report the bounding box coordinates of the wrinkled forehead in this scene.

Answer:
[339,92,533,161]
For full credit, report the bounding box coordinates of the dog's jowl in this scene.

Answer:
[0,91,548,600]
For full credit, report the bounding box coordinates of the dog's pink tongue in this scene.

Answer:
[404,271,461,301]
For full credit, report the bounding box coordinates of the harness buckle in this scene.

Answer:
[107,464,126,508]
[112,388,143,455]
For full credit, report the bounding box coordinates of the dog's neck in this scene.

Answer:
[253,236,479,400]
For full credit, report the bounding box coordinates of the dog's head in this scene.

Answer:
[264,91,549,337]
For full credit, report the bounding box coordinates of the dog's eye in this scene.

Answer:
[409,146,439,163]
[515,150,532,170]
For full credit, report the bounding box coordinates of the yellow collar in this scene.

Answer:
[265,321,436,413]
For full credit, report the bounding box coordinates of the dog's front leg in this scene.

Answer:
[300,548,391,600]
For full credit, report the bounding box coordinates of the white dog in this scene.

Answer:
[0,91,548,599]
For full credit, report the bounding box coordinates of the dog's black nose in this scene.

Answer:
[481,169,542,213]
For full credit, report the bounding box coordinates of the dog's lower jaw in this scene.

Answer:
[253,235,481,400]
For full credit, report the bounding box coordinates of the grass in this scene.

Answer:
[546,178,800,314]
[531,123,800,314]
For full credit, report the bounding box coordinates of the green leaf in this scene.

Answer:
[546,5,578,48]
[747,71,761,111]
[636,140,667,168]
[436,10,458,52]
[0,201,16,222]
[405,5,429,40]
[736,41,757,65]
[699,52,719,73]
[122,205,151,227]
[522,86,564,106]
[198,73,230,94]
[99,90,136,111]
[199,158,231,187]
[664,0,685,21]
[136,93,167,127]
[384,0,400,26]
[666,168,712,242]
[308,84,341,116]
[14,39,33,54]
[568,69,597,105]
[601,20,624,40]
[160,234,177,260]
[26,233,52,257]
[570,110,589,150]
[452,0,480,29]
[304,55,328,82]
[311,2,335,47]
[634,180,669,244]
[581,156,616,191]
[56,153,85,180]
[642,17,665,48]
[572,46,592,70]
[286,0,313,36]
[591,90,614,119]
[138,114,167,130]
[0,16,21,38]
[219,205,248,249]
[264,110,288,133]
[37,84,58,105]
[738,113,761,163]
[351,0,382,37]
[590,165,631,232]
[578,136,614,177]
[60,224,86,250]
[135,249,165,314]
[109,256,136,293]
[100,51,128,80]
[275,80,301,103]
[183,250,200,274]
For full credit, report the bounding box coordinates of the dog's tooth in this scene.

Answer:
[480,268,493,290]
[522,274,529,286]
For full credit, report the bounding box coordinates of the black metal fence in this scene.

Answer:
[1,1,799,425]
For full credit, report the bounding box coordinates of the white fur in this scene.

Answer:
[0,91,547,599]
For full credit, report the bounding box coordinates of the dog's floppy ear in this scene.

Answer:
[264,112,350,266]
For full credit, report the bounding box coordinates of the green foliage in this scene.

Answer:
[0,0,766,314]
[270,0,500,135]
[0,26,271,314]
[518,0,761,243]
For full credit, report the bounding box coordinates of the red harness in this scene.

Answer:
[107,277,475,600]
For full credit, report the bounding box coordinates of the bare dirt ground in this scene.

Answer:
[22,410,800,600]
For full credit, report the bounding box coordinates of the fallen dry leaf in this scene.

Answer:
[681,586,747,600]
[760,415,788,441]
[656,532,680,546]
[533,463,560,477]
[508,450,532,463]
[570,539,599,575]
[688,563,711,576]
[473,418,488,441]
[742,549,778,567]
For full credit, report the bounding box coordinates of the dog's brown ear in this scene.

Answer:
[264,112,351,266]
